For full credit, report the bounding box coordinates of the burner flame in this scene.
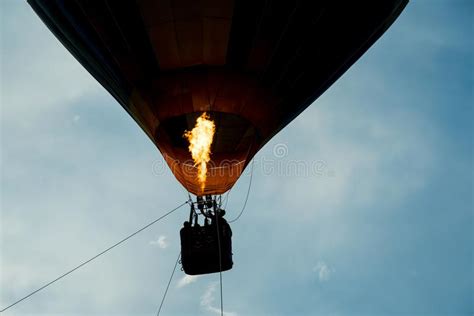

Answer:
[183,112,216,192]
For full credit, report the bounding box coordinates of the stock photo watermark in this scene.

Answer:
[151,143,335,178]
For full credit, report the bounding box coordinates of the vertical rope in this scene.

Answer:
[215,212,224,316]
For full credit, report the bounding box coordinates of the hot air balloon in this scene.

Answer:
[28,0,408,275]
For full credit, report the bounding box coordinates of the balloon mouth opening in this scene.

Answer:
[156,111,256,195]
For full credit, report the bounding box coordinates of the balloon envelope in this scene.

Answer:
[28,0,408,195]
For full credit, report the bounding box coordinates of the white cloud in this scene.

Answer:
[149,235,168,249]
[313,261,334,282]
[73,115,81,123]
[176,274,199,288]
[200,282,237,316]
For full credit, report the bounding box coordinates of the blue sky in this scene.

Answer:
[1,1,472,315]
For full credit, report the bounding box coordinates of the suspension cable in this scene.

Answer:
[0,201,188,313]
[228,159,255,223]
[223,190,231,210]
[156,252,181,316]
